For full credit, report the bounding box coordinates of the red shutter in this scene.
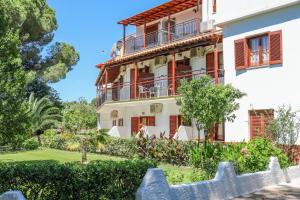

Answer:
[148,116,156,126]
[269,30,282,65]
[169,115,178,139]
[206,53,215,78]
[249,110,274,139]
[131,117,139,135]
[234,39,247,69]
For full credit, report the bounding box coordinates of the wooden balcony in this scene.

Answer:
[123,18,208,55]
[96,69,224,109]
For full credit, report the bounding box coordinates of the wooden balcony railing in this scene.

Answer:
[123,18,204,55]
[96,69,224,108]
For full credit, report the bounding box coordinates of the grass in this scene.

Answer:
[0,148,195,184]
[0,148,125,163]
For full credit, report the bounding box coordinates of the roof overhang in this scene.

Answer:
[118,0,199,26]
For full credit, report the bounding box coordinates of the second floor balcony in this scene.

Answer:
[123,18,215,55]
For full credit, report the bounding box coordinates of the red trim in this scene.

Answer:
[214,42,219,84]
[134,62,138,99]
[118,0,197,26]
[213,0,217,13]
[105,69,108,100]
[172,53,176,95]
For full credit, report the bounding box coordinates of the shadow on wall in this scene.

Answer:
[236,63,283,76]
[223,3,300,37]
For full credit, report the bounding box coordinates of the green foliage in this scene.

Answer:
[136,132,191,165]
[102,137,138,158]
[164,170,184,185]
[27,93,62,134]
[177,76,245,142]
[0,159,156,200]
[0,29,31,148]
[267,105,300,146]
[63,98,97,133]
[0,0,79,147]
[189,138,291,177]
[22,138,39,150]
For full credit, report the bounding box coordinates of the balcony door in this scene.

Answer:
[145,23,159,47]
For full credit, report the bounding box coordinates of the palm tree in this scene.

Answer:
[27,93,62,140]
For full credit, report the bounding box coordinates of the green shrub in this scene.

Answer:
[65,141,81,152]
[22,138,39,150]
[0,159,156,200]
[189,137,291,178]
[101,137,137,158]
[136,133,191,166]
[224,137,291,174]
[164,170,184,185]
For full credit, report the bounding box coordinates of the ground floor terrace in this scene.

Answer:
[97,97,225,141]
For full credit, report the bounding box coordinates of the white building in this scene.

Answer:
[95,0,300,143]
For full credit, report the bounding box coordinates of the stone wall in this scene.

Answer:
[136,157,300,200]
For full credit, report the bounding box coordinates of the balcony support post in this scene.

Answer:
[168,15,171,44]
[214,40,219,84]
[105,68,109,100]
[144,22,147,48]
[134,62,138,99]
[197,0,201,34]
[123,25,126,55]
[172,53,176,95]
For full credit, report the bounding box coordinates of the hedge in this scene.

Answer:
[0,159,156,200]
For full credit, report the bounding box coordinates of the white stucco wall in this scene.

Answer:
[222,4,300,142]
[215,0,300,25]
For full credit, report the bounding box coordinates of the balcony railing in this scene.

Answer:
[124,18,204,55]
[96,69,224,108]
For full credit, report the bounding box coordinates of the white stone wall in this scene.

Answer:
[136,157,300,200]
[222,3,300,143]
[215,0,300,25]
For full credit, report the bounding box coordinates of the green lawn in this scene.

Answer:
[0,148,125,162]
[0,148,194,184]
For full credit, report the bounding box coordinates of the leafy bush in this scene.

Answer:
[225,137,290,174]
[136,132,191,165]
[101,137,137,157]
[189,137,291,177]
[22,138,39,150]
[0,159,156,200]
[164,170,184,185]
[65,141,81,152]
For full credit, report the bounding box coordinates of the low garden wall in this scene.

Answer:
[136,157,300,200]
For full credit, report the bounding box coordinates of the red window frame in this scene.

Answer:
[234,30,282,70]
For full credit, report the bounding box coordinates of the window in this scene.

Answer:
[249,35,269,66]
[112,120,117,126]
[234,30,282,69]
[249,109,274,139]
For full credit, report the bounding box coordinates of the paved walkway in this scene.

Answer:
[233,178,300,200]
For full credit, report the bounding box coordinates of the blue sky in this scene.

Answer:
[48,0,169,102]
